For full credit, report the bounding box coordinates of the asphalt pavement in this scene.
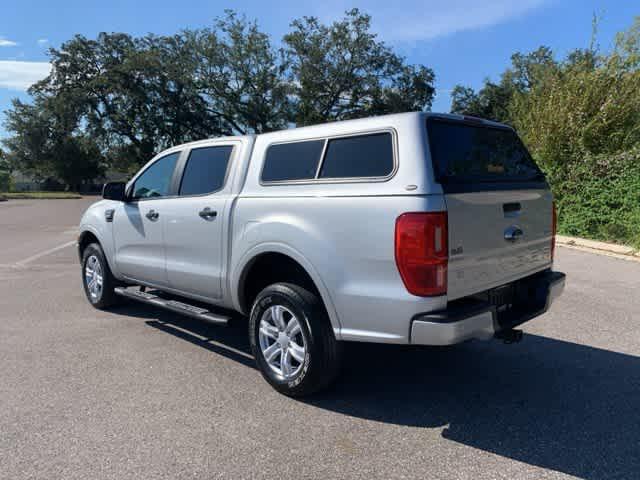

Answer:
[1,198,639,480]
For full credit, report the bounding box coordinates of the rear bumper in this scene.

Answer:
[410,270,566,346]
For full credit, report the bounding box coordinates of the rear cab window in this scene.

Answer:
[426,118,545,191]
[179,145,234,196]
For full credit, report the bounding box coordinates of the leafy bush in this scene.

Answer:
[517,45,640,248]
[551,148,640,249]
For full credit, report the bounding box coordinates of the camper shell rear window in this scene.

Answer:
[426,118,545,190]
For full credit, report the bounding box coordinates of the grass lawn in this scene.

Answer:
[0,191,83,200]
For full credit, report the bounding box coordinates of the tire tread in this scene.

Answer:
[249,282,342,396]
[81,242,121,309]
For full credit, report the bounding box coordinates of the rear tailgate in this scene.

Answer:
[445,189,552,299]
[426,117,554,300]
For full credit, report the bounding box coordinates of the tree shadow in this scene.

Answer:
[114,302,640,479]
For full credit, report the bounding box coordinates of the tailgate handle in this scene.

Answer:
[503,202,521,217]
[504,225,524,242]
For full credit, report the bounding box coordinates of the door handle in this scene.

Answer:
[199,207,217,220]
[146,209,159,221]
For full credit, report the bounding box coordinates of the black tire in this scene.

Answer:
[249,283,342,397]
[81,242,121,309]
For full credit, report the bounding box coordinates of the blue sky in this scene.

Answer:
[0,0,637,138]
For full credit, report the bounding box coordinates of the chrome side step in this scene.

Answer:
[114,287,229,326]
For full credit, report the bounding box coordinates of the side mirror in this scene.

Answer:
[102,182,127,201]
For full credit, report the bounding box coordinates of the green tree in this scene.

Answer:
[450,82,513,122]
[3,9,437,185]
[3,97,105,190]
[37,32,217,172]
[451,46,557,123]
[510,45,640,175]
[613,15,640,70]
[0,147,11,192]
[284,8,435,126]
[9,13,293,173]
[190,11,292,134]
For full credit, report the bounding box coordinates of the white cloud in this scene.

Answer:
[0,38,18,47]
[386,0,548,42]
[307,0,549,42]
[0,61,51,90]
[37,38,49,46]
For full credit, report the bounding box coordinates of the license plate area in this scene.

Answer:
[476,273,549,328]
[487,284,516,309]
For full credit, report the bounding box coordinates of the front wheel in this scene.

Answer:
[249,283,342,397]
[81,242,121,309]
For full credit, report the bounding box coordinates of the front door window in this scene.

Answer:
[131,152,180,200]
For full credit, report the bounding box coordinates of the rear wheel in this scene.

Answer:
[81,242,120,309]
[249,283,342,397]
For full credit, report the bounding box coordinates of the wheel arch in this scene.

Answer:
[232,243,342,336]
[78,230,99,259]
[78,226,118,276]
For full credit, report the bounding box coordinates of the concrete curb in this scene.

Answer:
[556,235,640,262]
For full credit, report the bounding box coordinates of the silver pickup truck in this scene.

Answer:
[79,112,565,396]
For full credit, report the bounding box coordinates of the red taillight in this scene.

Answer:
[551,202,557,261]
[395,212,448,297]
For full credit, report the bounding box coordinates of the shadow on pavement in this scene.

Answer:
[115,302,640,479]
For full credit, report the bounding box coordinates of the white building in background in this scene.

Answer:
[10,170,42,191]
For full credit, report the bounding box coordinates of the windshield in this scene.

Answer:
[426,118,544,184]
